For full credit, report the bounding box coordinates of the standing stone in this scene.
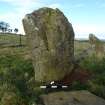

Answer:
[89,34,104,58]
[23,7,74,83]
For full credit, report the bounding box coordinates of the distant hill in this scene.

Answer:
[75,38,105,42]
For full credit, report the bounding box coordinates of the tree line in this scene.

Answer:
[0,21,18,33]
[0,21,23,46]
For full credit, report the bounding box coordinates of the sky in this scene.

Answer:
[0,0,105,39]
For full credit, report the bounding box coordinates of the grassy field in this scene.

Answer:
[0,33,91,57]
[0,33,104,57]
[0,33,105,104]
[0,33,26,46]
[0,33,30,59]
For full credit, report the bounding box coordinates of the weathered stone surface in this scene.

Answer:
[23,7,74,83]
[89,34,105,58]
[40,90,105,105]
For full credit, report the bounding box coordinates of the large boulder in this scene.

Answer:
[23,7,74,83]
[40,90,105,105]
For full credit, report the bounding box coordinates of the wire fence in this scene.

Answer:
[0,33,26,47]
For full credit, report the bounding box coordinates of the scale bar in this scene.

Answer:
[40,85,68,89]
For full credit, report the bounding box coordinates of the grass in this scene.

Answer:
[0,33,105,104]
[0,33,44,105]
[0,54,35,105]
[79,56,105,98]
[0,33,26,46]
[74,39,105,99]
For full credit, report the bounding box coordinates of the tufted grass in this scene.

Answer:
[0,33,105,103]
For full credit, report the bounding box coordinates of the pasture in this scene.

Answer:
[0,33,105,104]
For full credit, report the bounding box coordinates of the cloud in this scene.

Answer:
[0,0,62,34]
[96,1,105,8]
[100,3,105,8]
[73,24,105,38]
[2,0,37,5]
[48,3,61,9]
[0,0,45,34]
[0,0,104,38]
[73,3,84,8]
[69,3,85,9]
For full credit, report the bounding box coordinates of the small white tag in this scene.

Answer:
[50,81,55,84]
[51,86,57,88]
[40,86,46,88]
[62,86,68,88]
[35,27,39,31]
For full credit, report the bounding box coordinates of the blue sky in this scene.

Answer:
[0,0,105,39]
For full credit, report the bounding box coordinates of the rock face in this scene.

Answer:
[23,7,74,83]
[40,90,105,105]
[89,34,104,58]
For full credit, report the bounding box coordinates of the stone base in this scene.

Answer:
[39,90,105,105]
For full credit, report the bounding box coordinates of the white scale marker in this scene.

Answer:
[62,86,68,88]
[50,81,54,84]
[40,81,68,89]
[40,86,46,89]
[51,86,57,88]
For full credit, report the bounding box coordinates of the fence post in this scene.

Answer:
[19,34,22,46]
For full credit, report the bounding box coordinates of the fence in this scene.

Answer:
[0,33,26,47]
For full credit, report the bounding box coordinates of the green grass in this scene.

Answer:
[0,33,30,60]
[0,33,105,104]
[79,56,105,98]
[74,40,90,56]
[0,33,26,46]
[74,40,105,99]
[0,54,35,105]
[0,33,44,105]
